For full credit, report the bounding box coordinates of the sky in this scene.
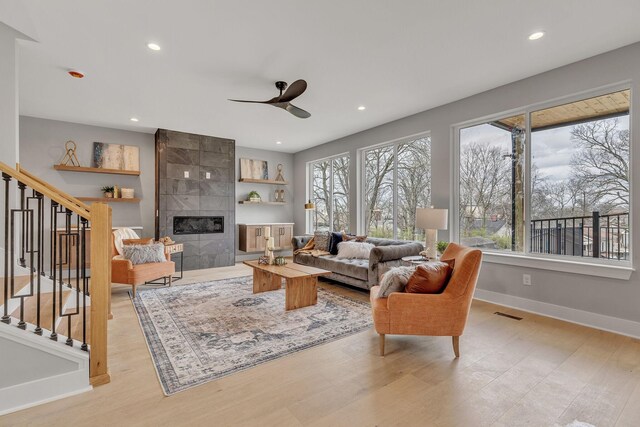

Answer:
[460,115,630,183]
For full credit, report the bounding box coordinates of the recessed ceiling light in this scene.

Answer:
[68,70,85,79]
[130,117,139,122]
[276,141,282,145]
[528,31,545,41]
[147,42,161,51]
[357,105,366,111]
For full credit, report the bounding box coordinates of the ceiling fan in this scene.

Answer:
[229,79,311,119]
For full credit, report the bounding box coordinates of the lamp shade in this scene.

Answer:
[416,207,448,230]
[304,200,315,210]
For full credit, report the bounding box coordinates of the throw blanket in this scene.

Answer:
[294,237,331,257]
[113,227,140,255]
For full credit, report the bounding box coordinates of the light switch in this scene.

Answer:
[206,172,211,179]
[184,171,190,178]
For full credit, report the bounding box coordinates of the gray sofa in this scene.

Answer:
[292,236,423,290]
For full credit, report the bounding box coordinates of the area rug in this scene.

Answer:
[131,275,373,395]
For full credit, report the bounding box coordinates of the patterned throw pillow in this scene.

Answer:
[342,233,368,242]
[122,243,166,265]
[313,231,330,252]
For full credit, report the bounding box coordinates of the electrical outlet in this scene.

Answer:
[205,172,211,179]
[184,171,190,178]
[522,274,532,286]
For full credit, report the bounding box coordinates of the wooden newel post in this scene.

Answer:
[89,202,112,386]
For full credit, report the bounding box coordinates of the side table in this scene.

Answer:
[165,243,184,281]
[401,255,430,267]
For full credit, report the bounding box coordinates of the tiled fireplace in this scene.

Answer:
[155,129,235,270]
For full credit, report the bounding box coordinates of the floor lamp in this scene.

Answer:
[416,207,448,260]
[305,200,317,232]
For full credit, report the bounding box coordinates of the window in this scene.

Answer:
[308,154,350,232]
[363,136,431,240]
[459,114,525,252]
[456,88,630,263]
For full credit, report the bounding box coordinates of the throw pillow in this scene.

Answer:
[336,241,375,259]
[405,259,455,294]
[122,243,166,265]
[313,231,330,252]
[122,238,154,246]
[328,232,344,255]
[378,266,416,297]
[342,233,368,242]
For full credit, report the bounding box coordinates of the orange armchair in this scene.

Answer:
[111,236,175,297]
[370,242,482,357]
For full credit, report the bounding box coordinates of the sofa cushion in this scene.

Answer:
[297,254,369,281]
[405,260,454,294]
[336,241,374,259]
[328,232,343,255]
[314,231,330,252]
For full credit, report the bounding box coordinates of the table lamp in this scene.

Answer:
[416,207,448,260]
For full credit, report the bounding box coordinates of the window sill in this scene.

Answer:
[482,252,634,280]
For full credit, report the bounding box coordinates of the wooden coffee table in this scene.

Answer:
[243,260,331,310]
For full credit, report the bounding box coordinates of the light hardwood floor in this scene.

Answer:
[3,263,640,427]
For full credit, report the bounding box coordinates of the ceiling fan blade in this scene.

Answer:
[278,79,307,102]
[285,103,311,119]
[228,99,270,104]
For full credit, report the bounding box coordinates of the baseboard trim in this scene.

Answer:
[473,289,640,339]
[0,384,92,416]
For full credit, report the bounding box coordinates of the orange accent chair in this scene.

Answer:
[111,236,175,297]
[370,242,482,357]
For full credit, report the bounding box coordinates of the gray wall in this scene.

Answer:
[293,42,640,324]
[19,116,156,237]
[235,147,294,260]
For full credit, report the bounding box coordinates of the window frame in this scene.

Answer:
[358,131,432,240]
[451,82,633,277]
[306,152,350,234]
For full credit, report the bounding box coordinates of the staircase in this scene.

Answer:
[0,162,111,415]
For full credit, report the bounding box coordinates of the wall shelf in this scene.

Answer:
[77,197,141,203]
[238,201,287,206]
[54,164,141,176]
[238,178,288,185]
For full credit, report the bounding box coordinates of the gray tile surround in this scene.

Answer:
[156,129,235,269]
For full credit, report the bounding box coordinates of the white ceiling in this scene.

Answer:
[15,0,640,153]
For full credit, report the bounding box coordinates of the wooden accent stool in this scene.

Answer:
[243,260,331,310]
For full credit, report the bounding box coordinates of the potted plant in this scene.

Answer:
[101,185,114,198]
[247,190,261,203]
[437,240,449,256]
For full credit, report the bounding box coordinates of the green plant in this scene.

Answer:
[437,240,449,254]
[247,190,261,199]
[101,185,114,193]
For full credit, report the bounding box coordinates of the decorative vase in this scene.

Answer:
[250,196,261,203]
[104,192,113,198]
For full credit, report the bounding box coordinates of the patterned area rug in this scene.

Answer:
[132,275,373,395]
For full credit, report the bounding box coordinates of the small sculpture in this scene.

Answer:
[274,164,285,182]
[60,140,81,166]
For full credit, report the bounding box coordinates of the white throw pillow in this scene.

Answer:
[336,241,375,259]
[378,266,416,298]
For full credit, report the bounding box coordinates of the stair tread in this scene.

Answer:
[11,289,72,331]
[0,275,33,306]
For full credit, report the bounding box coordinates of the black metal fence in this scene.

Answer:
[530,211,629,260]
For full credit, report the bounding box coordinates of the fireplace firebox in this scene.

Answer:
[173,216,224,235]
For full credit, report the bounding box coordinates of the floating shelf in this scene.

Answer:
[77,197,141,203]
[238,201,287,205]
[54,164,141,176]
[238,178,288,185]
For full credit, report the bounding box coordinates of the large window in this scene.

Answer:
[457,88,630,263]
[363,136,431,240]
[308,154,350,232]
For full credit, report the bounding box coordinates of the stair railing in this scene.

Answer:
[0,161,111,386]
